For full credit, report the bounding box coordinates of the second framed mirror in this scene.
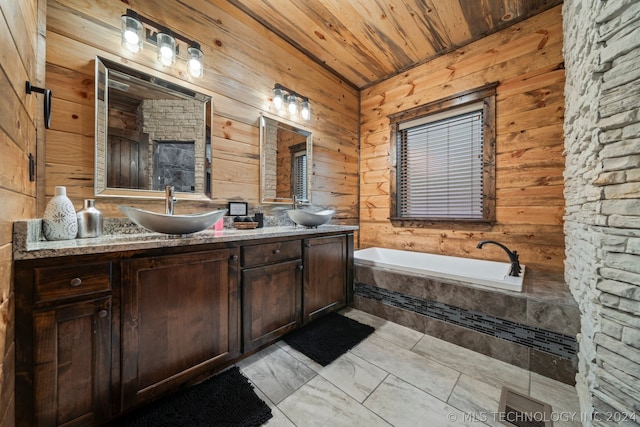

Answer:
[259,113,312,204]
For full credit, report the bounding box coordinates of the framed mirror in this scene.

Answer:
[259,114,312,204]
[95,57,212,200]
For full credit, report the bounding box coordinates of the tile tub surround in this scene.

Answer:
[12,218,357,260]
[353,264,580,385]
[237,308,582,427]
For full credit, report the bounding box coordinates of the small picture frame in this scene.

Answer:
[228,202,248,216]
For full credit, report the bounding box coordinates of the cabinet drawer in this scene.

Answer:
[241,240,301,267]
[34,262,112,303]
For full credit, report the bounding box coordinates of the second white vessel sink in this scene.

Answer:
[119,206,227,235]
[287,209,335,227]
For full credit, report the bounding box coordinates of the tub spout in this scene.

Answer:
[476,240,521,277]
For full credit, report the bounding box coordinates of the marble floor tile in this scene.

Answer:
[317,352,388,403]
[412,333,530,391]
[341,307,424,349]
[447,374,508,427]
[231,309,581,427]
[364,374,484,427]
[278,375,391,427]
[237,345,317,404]
[250,384,296,427]
[350,334,460,401]
[530,373,582,427]
[276,340,325,373]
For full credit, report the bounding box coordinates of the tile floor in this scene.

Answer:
[236,308,582,427]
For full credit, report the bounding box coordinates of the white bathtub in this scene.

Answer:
[354,247,525,292]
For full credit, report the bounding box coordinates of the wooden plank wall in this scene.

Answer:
[359,6,565,273]
[43,0,359,223]
[0,0,43,425]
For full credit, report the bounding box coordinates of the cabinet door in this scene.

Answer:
[242,259,302,351]
[33,297,112,427]
[121,249,240,409]
[303,235,348,323]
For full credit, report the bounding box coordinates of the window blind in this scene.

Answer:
[293,152,307,200]
[398,105,484,219]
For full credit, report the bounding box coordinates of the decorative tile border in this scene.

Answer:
[355,283,577,360]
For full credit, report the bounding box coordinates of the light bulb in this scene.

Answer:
[157,33,176,66]
[301,99,310,120]
[124,30,139,46]
[121,15,143,53]
[288,94,298,115]
[273,87,283,110]
[187,47,203,78]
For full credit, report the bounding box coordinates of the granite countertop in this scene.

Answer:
[13,219,358,260]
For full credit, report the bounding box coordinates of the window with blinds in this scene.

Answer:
[398,103,484,220]
[389,84,497,225]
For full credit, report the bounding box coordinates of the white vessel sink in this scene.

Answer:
[287,209,335,227]
[119,206,227,235]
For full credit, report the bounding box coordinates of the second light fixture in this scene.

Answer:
[272,84,311,121]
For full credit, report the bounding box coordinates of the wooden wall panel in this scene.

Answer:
[44,0,359,222]
[0,0,42,424]
[359,6,565,273]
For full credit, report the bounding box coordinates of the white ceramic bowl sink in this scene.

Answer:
[119,206,227,235]
[287,209,335,227]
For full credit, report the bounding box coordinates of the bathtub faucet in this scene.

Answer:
[476,240,521,277]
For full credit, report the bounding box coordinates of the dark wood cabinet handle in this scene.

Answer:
[70,277,82,287]
[273,249,280,254]
[97,309,108,318]
[230,255,239,262]
[297,264,304,270]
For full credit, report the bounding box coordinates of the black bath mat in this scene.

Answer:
[104,367,272,427]
[284,312,375,366]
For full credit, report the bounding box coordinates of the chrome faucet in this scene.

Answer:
[476,240,522,277]
[165,186,177,215]
[293,195,304,210]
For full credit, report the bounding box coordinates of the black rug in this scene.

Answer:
[104,367,272,427]
[284,312,375,366]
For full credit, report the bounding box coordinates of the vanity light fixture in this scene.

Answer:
[272,83,311,120]
[120,9,204,78]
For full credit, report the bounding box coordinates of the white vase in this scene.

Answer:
[42,186,78,240]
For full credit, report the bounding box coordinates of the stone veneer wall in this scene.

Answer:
[140,99,206,193]
[563,0,640,424]
[263,119,278,199]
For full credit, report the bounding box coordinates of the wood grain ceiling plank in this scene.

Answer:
[429,0,473,45]
[309,0,399,82]
[344,0,424,67]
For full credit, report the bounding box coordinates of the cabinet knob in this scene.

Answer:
[273,249,280,255]
[69,277,82,287]
[297,264,304,270]
[230,255,239,262]
[97,309,108,318]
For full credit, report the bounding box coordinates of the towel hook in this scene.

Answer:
[25,81,52,129]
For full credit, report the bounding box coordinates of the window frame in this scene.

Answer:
[389,83,498,227]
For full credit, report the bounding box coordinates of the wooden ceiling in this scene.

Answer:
[229,0,563,89]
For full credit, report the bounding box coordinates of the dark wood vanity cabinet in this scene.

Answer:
[15,230,353,426]
[16,260,114,427]
[120,248,240,410]
[241,240,303,351]
[303,234,351,323]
